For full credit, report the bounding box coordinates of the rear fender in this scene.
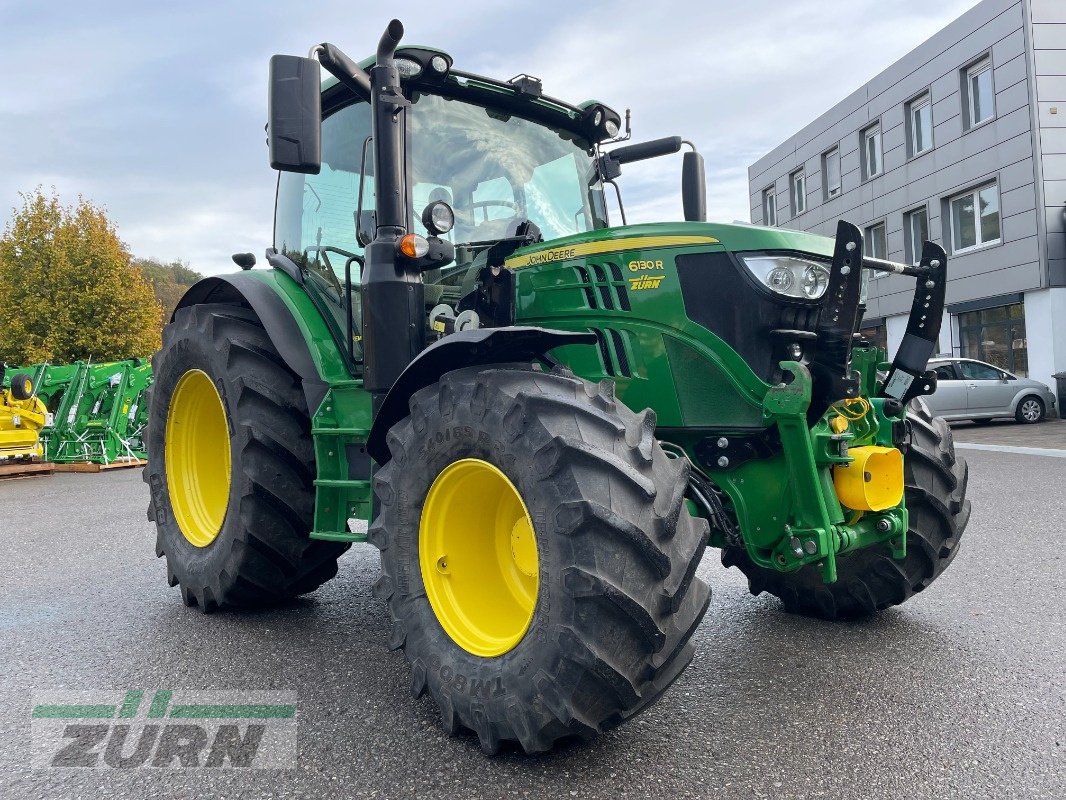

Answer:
[174,273,331,413]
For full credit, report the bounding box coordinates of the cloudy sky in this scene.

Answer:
[0,0,979,275]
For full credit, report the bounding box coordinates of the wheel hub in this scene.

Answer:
[419,458,539,657]
[165,369,231,547]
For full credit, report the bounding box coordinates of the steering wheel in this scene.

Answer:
[470,199,520,224]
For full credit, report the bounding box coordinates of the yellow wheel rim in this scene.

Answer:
[165,369,231,548]
[419,459,539,657]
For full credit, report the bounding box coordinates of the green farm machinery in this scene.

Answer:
[145,20,970,754]
[4,360,152,464]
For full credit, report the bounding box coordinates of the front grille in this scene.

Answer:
[675,251,824,383]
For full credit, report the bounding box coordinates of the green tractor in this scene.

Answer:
[146,20,969,753]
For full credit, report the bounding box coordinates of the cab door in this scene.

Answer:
[958,360,1016,415]
[926,362,967,417]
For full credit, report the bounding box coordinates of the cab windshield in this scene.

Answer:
[407,92,607,245]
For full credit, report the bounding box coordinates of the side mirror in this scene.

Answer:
[682,151,706,222]
[268,55,322,174]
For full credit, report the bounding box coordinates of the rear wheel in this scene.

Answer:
[722,399,970,620]
[1015,395,1045,424]
[144,303,348,611]
[372,364,711,753]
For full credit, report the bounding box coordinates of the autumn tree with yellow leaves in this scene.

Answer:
[0,188,162,365]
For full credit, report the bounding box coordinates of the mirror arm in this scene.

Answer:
[315,42,371,100]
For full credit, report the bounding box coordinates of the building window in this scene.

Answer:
[958,303,1027,376]
[762,187,777,226]
[790,169,806,215]
[907,93,933,157]
[864,222,887,260]
[905,207,929,264]
[963,58,994,129]
[822,147,841,200]
[949,183,1000,254]
[861,123,883,181]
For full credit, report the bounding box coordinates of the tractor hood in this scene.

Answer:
[503,222,836,269]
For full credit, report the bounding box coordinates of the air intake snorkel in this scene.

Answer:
[360,19,425,416]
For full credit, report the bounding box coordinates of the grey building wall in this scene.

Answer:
[747,0,1043,322]
[1029,0,1066,283]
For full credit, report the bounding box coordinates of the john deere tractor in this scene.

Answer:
[146,20,969,753]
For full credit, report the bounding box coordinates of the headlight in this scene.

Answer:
[741,255,831,299]
[421,200,455,235]
[394,58,423,78]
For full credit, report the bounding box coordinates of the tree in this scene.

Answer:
[0,188,162,365]
[135,257,203,325]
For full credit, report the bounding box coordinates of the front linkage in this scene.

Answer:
[706,221,948,584]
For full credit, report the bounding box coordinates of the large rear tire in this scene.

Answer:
[372,364,711,753]
[144,303,348,612]
[722,398,970,620]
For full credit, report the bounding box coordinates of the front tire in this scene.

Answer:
[1015,395,1045,424]
[371,364,711,753]
[144,303,348,612]
[722,398,970,620]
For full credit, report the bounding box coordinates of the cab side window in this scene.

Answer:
[933,364,958,380]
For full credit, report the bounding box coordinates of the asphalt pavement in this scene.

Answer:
[951,417,1066,450]
[1,447,1063,799]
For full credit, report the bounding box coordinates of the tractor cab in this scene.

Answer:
[270,43,705,371]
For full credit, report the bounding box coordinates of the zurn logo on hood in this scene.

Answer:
[30,689,296,769]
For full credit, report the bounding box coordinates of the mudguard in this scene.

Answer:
[174,274,331,414]
[366,326,596,463]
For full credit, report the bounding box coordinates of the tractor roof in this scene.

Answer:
[318,46,622,146]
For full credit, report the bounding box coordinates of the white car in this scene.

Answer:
[926,357,1057,424]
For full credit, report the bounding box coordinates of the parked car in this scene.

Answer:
[925,357,1056,424]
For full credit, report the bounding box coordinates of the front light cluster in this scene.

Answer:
[740,255,831,300]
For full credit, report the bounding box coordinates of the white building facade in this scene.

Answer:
[748,0,1066,398]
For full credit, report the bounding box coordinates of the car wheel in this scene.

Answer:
[1015,396,1045,424]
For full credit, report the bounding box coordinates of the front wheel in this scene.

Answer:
[371,364,711,753]
[722,399,970,620]
[1015,395,1045,424]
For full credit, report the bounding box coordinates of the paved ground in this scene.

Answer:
[951,417,1066,450]
[1,449,1064,799]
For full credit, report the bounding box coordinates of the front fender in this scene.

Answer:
[365,326,596,464]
